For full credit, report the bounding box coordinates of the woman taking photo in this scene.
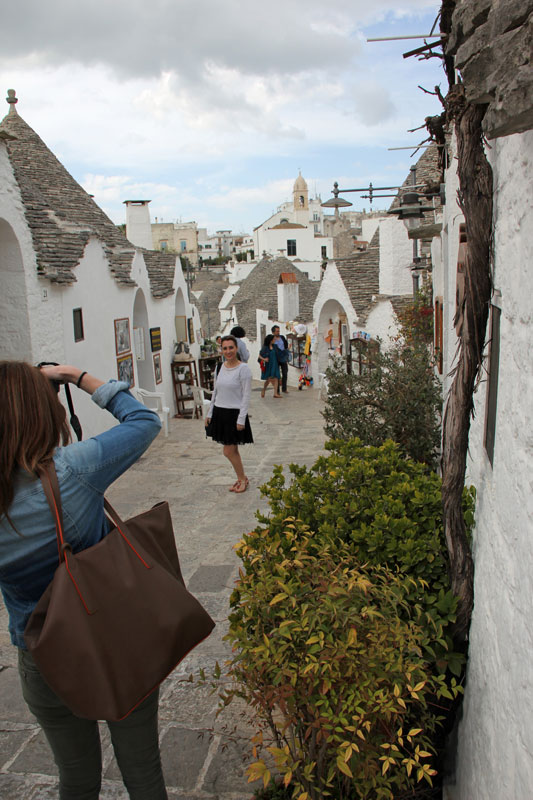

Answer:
[205,335,253,493]
[259,333,281,399]
[0,361,167,800]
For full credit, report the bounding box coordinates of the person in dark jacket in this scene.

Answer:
[272,325,290,393]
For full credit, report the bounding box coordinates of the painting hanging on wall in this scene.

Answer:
[187,318,195,344]
[153,352,162,384]
[150,327,162,352]
[117,353,135,387]
[114,318,131,355]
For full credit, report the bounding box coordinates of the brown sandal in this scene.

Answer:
[233,478,249,493]
[229,480,240,492]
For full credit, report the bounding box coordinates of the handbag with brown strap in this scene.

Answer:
[24,462,215,721]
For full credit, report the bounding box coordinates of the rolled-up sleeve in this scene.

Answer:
[58,380,162,492]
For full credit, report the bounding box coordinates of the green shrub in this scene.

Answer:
[256,440,475,670]
[226,525,461,800]
[214,441,473,798]
[258,440,444,585]
[322,344,441,467]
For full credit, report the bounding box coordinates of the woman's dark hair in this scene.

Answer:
[0,361,70,518]
[221,335,238,347]
[263,334,275,348]
[230,326,245,339]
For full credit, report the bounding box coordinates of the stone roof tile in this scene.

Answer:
[389,143,443,210]
[335,229,380,324]
[222,256,319,339]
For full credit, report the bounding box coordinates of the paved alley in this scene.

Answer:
[0,383,326,799]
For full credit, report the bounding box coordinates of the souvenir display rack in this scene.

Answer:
[171,360,199,417]
[198,355,222,392]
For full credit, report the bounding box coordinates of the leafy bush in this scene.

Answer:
[226,525,462,800]
[216,441,473,798]
[256,439,474,670]
[395,287,435,347]
[258,440,446,588]
[322,344,441,467]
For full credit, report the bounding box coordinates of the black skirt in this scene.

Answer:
[205,406,254,445]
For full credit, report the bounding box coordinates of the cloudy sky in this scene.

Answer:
[0,0,446,234]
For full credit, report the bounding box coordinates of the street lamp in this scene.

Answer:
[322,167,441,296]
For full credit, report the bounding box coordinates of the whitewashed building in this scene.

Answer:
[312,145,443,376]
[434,0,533,794]
[0,90,200,436]
[253,173,333,263]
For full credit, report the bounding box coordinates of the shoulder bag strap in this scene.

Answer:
[39,461,69,564]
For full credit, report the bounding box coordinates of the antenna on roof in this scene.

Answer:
[6,89,18,114]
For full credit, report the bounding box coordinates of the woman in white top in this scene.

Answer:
[205,335,253,493]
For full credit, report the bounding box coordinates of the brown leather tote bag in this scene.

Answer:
[24,463,215,721]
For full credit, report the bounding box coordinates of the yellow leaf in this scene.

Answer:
[347,627,358,645]
[393,684,400,697]
[336,757,353,778]
[408,728,423,737]
[263,633,269,648]
[382,759,390,775]
[270,593,288,606]
[413,681,426,692]
[306,635,320,645]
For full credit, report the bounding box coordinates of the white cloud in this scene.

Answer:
[1,0,445,231]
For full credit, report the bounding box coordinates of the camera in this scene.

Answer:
[37,361,61,393]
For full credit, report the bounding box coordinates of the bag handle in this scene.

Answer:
[39,463,152,609]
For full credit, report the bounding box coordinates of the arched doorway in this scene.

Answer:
[0,219,32,360]
[132,289,155,391]
[317,299,350,375]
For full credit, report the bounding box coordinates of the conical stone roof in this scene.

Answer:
[0,93,175,297]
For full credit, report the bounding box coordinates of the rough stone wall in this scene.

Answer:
[446,0,533,138]
[443,129,533,800]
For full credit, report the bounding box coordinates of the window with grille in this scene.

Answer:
[287,239,297,256]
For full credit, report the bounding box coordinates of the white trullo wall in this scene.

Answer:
[0,218,32,360]
[0,140,64,364]
[443,129,533,800]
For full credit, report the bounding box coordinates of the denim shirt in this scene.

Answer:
[0,381,162,648]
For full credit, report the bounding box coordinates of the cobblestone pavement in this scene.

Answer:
[0,383,326,799]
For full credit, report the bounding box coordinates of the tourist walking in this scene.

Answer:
[0,361,168,800]
[272,325,290,393]
[205,335,253,493]
[259,334,282,398]
[230,325,250,362]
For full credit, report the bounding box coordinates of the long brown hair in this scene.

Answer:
[0,362,71,518]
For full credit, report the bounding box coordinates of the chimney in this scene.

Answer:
[277,272,299,321]
[124,200,153,249]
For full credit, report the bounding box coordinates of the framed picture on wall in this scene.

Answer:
[187,318,195,344]
[153,352,162,384]
[114,318,131,355]
[117,353,135,387]
[150,327,162,352]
